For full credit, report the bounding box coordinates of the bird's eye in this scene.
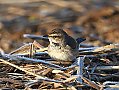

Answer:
[53,36,58,38]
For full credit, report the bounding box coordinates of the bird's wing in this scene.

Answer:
[65,36,78,49]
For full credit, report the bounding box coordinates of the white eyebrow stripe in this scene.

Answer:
[49,34,62,37]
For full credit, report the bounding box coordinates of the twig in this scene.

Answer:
[76,56,85,83]
[91,66,119,70]
[79,44,119,55]
[90,73,119,77]
[9,41,48,55]
[79,75,101,90]
[23,34,49,41]
[103,81,119,88]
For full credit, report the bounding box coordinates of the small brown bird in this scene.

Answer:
[47,28,85,62]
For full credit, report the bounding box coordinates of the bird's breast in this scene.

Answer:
[48,45,77,61]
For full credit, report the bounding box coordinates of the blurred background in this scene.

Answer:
[0,0,119,53]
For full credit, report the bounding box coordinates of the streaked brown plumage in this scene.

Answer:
[48,28,79,61]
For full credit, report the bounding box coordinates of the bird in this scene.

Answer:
[47,28,85,62]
